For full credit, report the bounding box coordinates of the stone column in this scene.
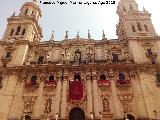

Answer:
[92,73,100,118]
[60,73,68,118]
[34,82,44,118]
[54,75,62,117]
[109,71,122,119]
[130,71,148,118]
[86,74,93,117]
[8,78,24,119]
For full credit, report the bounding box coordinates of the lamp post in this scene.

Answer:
[55,112,59,120]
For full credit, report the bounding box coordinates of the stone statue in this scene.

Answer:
[86,47,95,63]
[74,49,82,64]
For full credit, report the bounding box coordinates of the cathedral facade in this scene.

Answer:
[0,0,160,120]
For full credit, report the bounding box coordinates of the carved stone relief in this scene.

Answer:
[23,96,37,114]
[118,94,133,113]
[44,98,52,114]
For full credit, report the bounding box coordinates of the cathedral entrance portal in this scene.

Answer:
[69,107,85,120]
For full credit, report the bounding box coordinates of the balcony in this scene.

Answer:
[44,80,57,87]
[116,80,131,87]
[98,80,111,86]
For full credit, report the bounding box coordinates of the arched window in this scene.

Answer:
[6,52,11,58]
[132,25,136,32]
[144,24,149,31]
[119,73,125,80]
[0,76,2,88]
[22,29,26,36]
[49,76,54,82]
[10,29,14,36]
[137,22,142,31]
[130,4,133,11]
[156,73,160,83]
[16,26,21,35]
[25,9,28,15]
[74,74,81,81]
[31,75,37,85]
[100,74,106,80]
[31,11,34,16]
[38,56,44,64]
[123,7,126,12]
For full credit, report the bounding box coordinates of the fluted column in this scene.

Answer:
[92,73,100,118]
[60,73,68,118]
[54,75,62,116]
[86,74,93,117]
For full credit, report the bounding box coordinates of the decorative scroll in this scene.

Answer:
[69,81,84,102]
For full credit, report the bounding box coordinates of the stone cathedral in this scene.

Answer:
[0,0,160,120]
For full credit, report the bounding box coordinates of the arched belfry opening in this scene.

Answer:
[69,107,85,120]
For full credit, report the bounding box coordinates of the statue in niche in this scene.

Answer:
[102,98,110,112]
[86,47,95,63]
[61,48,70,64]
[44,98,52,114]
[65,51,70,64]
[74,49,82,64]
[46,54,50,62]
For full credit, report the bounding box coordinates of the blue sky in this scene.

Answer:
[0,0,160,41]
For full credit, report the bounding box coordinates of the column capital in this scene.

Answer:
[92,74,97,81]
[86,74,91,80]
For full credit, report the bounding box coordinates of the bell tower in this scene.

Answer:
[2,0,42,42]
[116,0,158,39]
[1,0,42,66]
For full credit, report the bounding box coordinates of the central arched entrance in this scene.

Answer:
[69,107,85,120]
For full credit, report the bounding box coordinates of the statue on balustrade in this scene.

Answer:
[74,49,82,64]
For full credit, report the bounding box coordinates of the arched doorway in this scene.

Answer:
[69,107,85,120]
[127,114,135,120]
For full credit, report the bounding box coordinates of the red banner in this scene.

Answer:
[69,81,84,102]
